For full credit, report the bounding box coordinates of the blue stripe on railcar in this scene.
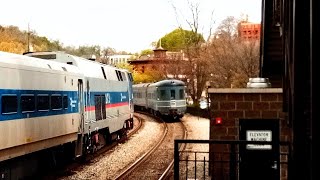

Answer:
[86,91,129,105]
[0,89,78,121]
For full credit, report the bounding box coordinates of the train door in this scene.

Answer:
[170,89,177,108]
[127,73,134,129]
[75,79,84,157]
[239,119,280,180]
[127,73,134,115]
[145,84,150,109]
[78,79,84,132]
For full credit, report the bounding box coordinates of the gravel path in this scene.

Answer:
[59,114,163,180]
[181,113,210,140]
[58,113,209,180]
[179,114,210,179]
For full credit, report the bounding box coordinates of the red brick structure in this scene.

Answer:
[128,46,187,75]
[208,88,291,180]
[128,47,167,73]
[238,22,261,41]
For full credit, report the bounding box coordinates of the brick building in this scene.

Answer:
[128,46,187,76]
[238,22,261,41]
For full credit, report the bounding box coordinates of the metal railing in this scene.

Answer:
[174,140,291,180]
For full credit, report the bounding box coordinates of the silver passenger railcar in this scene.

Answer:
[133,79,187,120]
[0,51,83,162]
[0,51,134,179]
[24,51,134,155]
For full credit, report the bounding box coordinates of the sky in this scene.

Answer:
[0,0,261,53]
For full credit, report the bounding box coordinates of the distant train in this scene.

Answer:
[133,79,187,120]
[0,51,133,178]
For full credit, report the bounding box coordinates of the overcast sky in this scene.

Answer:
[0,0,261,53]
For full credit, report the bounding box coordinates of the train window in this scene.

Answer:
[21,95,35,113]
[101,67,107,79]
[37,95,49,111]
[63,95,68,109]
[118,71,123,81]
[51,95,62,110]
[121,72,127,81]
[179,89,185,99]
[1,95,18,114]
[160,90,166,100]
[115,70,121,81]
[128,73,133,82]
[170,90,175,100]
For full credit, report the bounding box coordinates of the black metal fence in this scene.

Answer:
[174,140,291,180]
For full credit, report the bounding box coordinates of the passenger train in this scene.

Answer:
[133,79,187,120]
[0,51,133,178]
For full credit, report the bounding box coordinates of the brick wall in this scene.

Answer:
[208,88,291,180]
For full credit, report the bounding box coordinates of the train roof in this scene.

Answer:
[150,79,185,87]
[0,51,81,75]
[24,51,129,80]
[133,79,185,88]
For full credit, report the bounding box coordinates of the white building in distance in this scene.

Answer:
[107,55,133,65]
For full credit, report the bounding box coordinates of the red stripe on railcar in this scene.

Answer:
[85,102,129,111]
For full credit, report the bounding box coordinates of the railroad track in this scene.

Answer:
[127,114,143,136]
[84,114,143,160]
[37,115,143,179]
[115,112,187,180]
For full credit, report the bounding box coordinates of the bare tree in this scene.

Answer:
[171,2,259,104]
[205,16,260,88]
[171,0,215,105]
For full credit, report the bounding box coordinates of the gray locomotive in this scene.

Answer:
[133,79,187,120]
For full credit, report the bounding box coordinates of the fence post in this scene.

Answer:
[174,140,179,180]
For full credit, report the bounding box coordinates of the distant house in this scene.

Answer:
[128,46,187,77]
[107,54,133,65]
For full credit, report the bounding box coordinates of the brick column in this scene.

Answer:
[208,88,291,180]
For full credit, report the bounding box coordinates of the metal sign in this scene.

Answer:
[246,130,272,150]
